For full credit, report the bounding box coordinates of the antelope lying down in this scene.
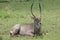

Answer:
[10,3,42,36]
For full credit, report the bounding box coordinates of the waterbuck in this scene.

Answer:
[10,3,42,36]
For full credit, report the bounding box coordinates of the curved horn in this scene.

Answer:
[39,3,42,17]
[31,3,36,18]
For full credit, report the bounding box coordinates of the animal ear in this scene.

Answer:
[31,16,35,19]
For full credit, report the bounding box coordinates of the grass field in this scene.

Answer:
[0,0,60,40]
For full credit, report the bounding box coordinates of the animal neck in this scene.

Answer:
[34,21,38,34]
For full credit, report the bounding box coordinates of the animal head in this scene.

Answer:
[31,3,42,25]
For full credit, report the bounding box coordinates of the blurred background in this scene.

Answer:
[0,0,60,40]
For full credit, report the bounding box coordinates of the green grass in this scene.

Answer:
[0,0,60,40]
